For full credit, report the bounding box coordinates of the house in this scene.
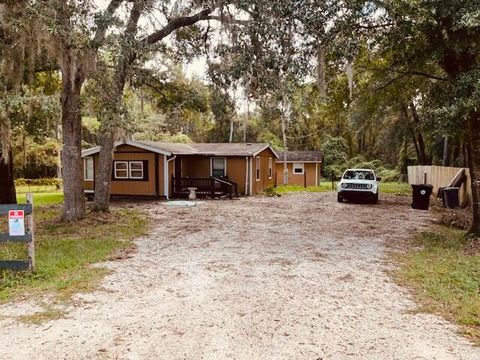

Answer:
[275,151,323,187]
[82,140,278,199]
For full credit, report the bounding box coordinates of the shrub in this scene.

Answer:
[15,178,63,188]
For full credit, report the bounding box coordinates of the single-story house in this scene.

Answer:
[82,140,278,199]
[275,151,323,187]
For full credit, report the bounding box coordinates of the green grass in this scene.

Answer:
[0,207,147,304]
[396,227,480,344]
[275,183,334,194]
[276,182,411,196]
[16,185,64,207]
[379,182,411,195]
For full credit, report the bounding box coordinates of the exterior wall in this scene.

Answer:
[252,148,276,195]
[181,156,210,178]
[83,145,165,198]
[110,152,156,196]
[226,157,247,195]
[275,162,321,187]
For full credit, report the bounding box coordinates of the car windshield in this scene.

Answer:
[343,170,375,180]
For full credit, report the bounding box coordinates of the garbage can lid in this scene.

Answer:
[443,186,460,190]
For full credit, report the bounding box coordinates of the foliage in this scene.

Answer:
[396,228,480,344]
[15,178,62,188]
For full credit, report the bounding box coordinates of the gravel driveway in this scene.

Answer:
[0,192,479,359]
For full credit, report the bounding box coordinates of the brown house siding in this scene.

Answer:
[83,146,166,198]
[253,148,276,195]
[226,157,247,195]
[275,162,321,187]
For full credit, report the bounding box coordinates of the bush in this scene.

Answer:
[263,186,281,197]
[15,178,63,188]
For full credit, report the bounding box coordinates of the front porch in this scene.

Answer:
[171,176,238,199]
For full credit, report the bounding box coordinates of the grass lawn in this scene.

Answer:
[0,201,147,318]
[379,182,411,195]
[396,227,480,344]
[16,185,64,207]
[275,183,334,194]
[276,182,411,196]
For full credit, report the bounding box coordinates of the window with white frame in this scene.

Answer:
[114,161,129,179]
[268,157,273,179]
[129,161,144,179]
[255,156,260,181]
[293,163,304,175]
[84,157,94,181]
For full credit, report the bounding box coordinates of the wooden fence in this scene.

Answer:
[407,165,471,206]
[0,193,35,271]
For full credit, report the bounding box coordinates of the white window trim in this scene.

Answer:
[255,156,261,182]
[268,157,273,179]
[129,161,144,179]
[210,157,227,177]
[114,161,129,179]
[292,162,304,175]
[84,157,94,181]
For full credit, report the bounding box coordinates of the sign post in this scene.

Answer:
[0,193,35,271]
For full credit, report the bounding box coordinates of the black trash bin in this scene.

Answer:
[411,184,433,210]
[442,187,460,208]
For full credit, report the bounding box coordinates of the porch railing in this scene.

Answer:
[172,176,237,199]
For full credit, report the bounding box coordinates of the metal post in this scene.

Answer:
[26,193,35,271]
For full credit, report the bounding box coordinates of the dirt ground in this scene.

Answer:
[0,192,479,360]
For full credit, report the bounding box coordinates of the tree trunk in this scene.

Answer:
[0,148,17,204]
[92,132,115,212]
[442,136,449,166]
[467,110,480,234]
[60,53,86,221]
[409,101,429,164]
[281,113,288,185]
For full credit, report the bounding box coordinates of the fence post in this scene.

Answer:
[26,193,35,271]
[304,171,307,188]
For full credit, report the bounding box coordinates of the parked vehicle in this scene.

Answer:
[337,169,379,203]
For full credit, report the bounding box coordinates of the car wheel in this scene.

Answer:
[372,193,379,204]
[337,194,343,203]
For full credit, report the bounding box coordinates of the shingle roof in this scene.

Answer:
[138,141,277,157]
[82,140,279,158]
[277,150,323,162]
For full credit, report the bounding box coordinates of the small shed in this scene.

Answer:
[276,151,323,187]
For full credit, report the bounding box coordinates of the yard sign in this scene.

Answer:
[0,193,35,271]
[8,210,25,236]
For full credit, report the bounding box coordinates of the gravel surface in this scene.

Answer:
[0,192,479,360]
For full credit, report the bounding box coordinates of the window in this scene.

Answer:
[129,161,144,179]
[256,157,260,181]
[293,163,304,175]
[114,161,129,179]
[84,157,94,181]
[268,157,273,179]
[211,157,226,178]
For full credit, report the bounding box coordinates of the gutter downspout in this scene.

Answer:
[166,155,177,200]
[249,157,253,195]
[245,156,249,196]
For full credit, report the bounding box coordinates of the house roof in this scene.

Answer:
[82,140,279,158]
[277,150,323,163]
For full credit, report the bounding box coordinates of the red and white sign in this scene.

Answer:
[8,210,25,236]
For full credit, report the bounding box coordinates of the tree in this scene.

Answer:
[352,0,480,234]
[93,1,221,211]
[35,0,125,220]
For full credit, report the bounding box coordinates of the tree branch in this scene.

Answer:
[143,8,212,45]
[92,0,125,48]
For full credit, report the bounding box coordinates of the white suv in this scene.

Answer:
[337,169,379,203]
